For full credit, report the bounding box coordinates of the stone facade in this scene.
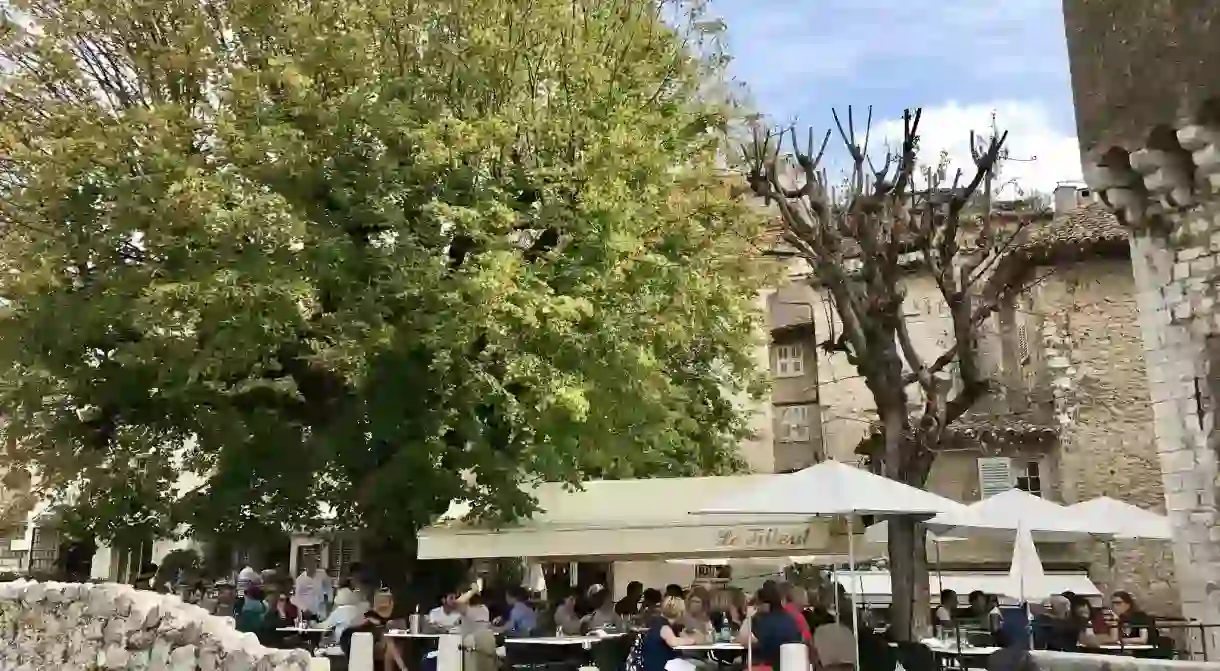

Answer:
[0,579,312,670]
[765,275,823,472]
[1083,115,1220,649]
[1030,259,1177,614]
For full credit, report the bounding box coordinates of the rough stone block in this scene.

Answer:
[0,580,308,671]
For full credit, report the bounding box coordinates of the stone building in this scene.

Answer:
[760,199,1181,611]
[1065,0,1220,643]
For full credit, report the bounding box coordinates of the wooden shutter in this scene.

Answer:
[977,457,1013,499]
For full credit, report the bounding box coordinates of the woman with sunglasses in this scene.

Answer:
[1110,591,1157,647]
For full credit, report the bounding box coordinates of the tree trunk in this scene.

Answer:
[878,401,933,643]
[886,516,930,641]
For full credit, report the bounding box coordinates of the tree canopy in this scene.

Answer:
[0,0,768,550]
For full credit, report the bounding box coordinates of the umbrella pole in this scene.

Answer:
[849,515,860,671]
[831,563,841,626]
[934,538,943,593]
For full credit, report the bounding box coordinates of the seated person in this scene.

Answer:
[1112,591,1159,649]
[344,590,407,671]
[738,585,803,671]
[553,588,584,635]
[641,597,697,671]
[235,586,268,634]
[320,587,368,641]
[494,585,538,636]
[428,590,464,634]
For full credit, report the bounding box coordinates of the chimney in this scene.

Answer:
[1053,184,1090,215]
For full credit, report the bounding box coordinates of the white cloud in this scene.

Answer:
[875,100,1083,198]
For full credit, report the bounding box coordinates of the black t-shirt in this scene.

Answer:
[1120,611,1157,643]
[616,596,640,617]
[751,610,802,667]
[710,611,740,632]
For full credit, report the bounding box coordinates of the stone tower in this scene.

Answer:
[1064,0,1220,643]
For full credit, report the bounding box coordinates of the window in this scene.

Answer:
[1015,459,1043,497]
[328,539,357,579]
[774,344,805,378]
[778,404,813,443]
[29,526,59,572]
[977,457,1013,499]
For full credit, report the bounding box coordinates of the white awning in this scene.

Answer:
[417,474,843,560]
[833,570,1101,606]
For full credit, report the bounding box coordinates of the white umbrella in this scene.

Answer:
[1066,497,1171,540]
[694,460,962,517]
[1004,525,1049,601]
[926,489,1120,540]
[1004,524,1048,649]
[693,460,961,671]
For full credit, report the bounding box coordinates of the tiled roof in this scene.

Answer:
[855,408,1060,455]
[947,411,1061,443]
[1008,202,1127,261]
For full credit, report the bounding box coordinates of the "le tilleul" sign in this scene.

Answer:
[715,526,813,549]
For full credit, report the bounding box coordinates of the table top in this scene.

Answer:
[919,640,1001,656]
[1094,644,1155,651]
[675,643,745,651]
[505,635,622,646]
[386,630,445,638]
[275,627,330,634]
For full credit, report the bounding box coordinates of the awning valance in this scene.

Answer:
[417,474,842,560]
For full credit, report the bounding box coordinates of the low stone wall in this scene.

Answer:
[1031,650,1220,671]
[0,579,313,670]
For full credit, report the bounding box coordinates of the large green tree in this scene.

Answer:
[0,0,767,553]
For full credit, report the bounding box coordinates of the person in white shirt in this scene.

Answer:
[459,592,492,636]
[318,588,368,641]
[293,566,320,617]
[314,567,335,618]
[428,590,465,633]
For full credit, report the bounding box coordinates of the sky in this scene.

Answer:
[709,0,1084,197]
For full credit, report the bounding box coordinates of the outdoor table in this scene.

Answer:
[386,630,445,639]
[276,626,330,635]
[505,635,628,671]
[674,643,745,651]
[505,635,624,650]
[1095,644,1156,654]
[920,639,1000,670]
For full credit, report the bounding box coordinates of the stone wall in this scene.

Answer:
[1085,121,1220,652]
[1035,260,1178,615]
[1029,650,1220,671]
[0,579,313,671]
[1062,0,1220,153]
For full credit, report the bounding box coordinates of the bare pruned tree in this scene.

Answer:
[743,106,1046,640]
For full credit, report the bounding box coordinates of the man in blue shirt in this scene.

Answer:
[496,586,538,636]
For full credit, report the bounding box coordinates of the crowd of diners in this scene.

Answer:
[167,557,1171,669]
[617,580,861,671]
[934,587,1167,656]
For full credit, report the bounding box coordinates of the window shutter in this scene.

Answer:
[977,457,1013,499]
